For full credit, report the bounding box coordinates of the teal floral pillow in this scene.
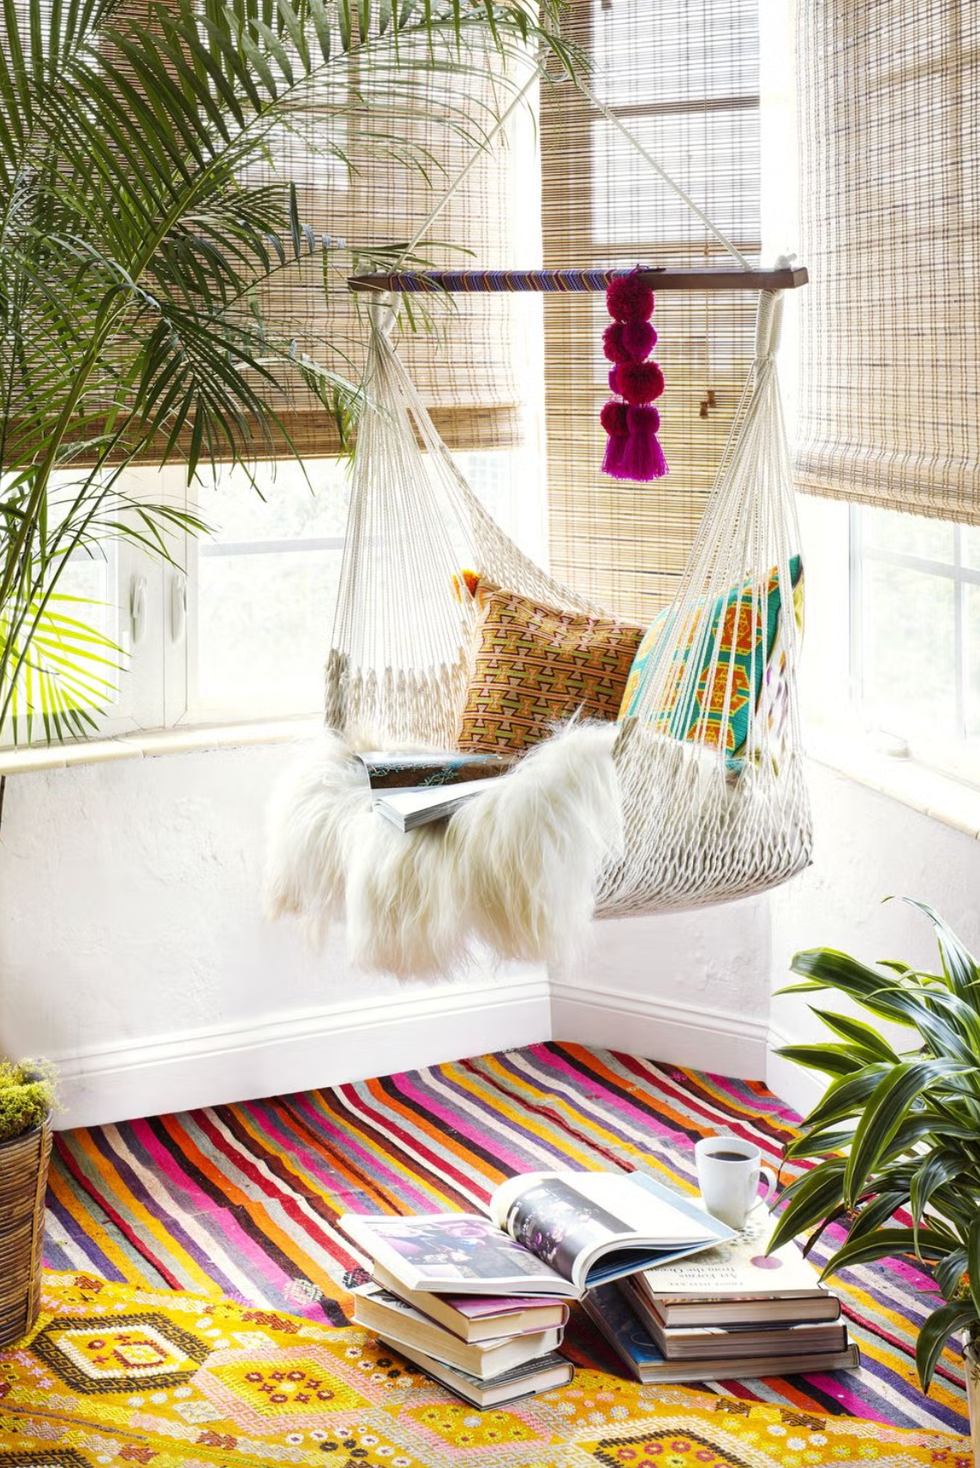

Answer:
[618,556,804,757]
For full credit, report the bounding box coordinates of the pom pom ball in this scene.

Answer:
[611,360,666,405]
[602,323,630,365]
[606,273,654,322]
[627,404,660,434]
[621,319,657,358]
[599,400,629,436]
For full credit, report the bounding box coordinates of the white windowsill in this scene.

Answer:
[0,714,322,776]
[806,728,980,843]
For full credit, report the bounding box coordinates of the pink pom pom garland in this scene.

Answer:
[600,268,668,482]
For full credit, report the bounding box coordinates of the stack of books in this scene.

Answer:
[583,1209,859,1383]
[341,1168,735,1407]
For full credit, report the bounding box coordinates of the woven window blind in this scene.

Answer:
[541,0,761,624]
[795,0,980,525]
[257,40,536,455]
[7,1,534,460]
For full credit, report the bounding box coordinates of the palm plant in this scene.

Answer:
[770,898,980,1391]
[0,0,572,740]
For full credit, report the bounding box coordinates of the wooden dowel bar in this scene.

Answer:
[347,266,808,295]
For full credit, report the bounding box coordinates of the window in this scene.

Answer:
[796,495,980,788]
[851,506,980,781]
[4,444,542,746]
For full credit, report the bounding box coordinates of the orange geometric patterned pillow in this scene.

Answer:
[456,583,644,754]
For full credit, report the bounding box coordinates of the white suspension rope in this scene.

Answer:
[398,59,544,266]
[578,79,753,271]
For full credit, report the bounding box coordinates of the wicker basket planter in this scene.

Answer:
[0,1119,51,1347]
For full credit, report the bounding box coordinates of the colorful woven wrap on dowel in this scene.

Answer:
[354,269,663,293]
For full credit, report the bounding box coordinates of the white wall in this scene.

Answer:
[0,743,551,1128]
[553,899,772,1080]
[768,761,980,1114]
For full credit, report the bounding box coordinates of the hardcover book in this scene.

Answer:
[339,1170,734,1300]
[583,1283,859,1385]
[370,1262,570,1342]
[356,751,513,790]
[375,1335,574,1409]
[352,1283,562,1379]
[633,1208,839,1327]
[621,1275,847,1359]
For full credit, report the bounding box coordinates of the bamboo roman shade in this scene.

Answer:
[541,0,762,624]
[795,0,980,525]
[248,39,535,455]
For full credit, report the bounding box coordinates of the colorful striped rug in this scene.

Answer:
[43,1041,969,1438]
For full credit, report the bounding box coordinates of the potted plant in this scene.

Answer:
[0,1060,55,1346]
[769,899,980,1455]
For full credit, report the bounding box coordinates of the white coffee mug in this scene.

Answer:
[695,1136,777,1230]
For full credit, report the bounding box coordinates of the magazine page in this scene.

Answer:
[488,1170,732,1291]
[338,1211,579,1296]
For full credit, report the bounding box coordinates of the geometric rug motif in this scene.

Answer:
[43,1041,971,1435]
[32,1313,208,1394]
[0,1273,972,1468]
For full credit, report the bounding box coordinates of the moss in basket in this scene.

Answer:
[0,1060,55,1144]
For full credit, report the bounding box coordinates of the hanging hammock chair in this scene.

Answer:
[320,280,812,920]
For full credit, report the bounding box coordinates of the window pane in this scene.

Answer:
[968,584,980,739]
[191,460,348,717]
[963,526,980,572]
[196,548,342,714]
[860,562,957,734]
[860,504,955,563]
[195,459,350,540]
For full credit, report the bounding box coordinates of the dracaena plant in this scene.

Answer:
[769,898,980,1392]
[0,0,572,741]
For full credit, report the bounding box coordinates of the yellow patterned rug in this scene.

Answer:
[0,1272,971,1467]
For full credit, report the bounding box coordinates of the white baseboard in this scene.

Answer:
[49,970,821,1131]
[550,981,770,1080]
[765,1022,826,1118]
[52,973,551,1130]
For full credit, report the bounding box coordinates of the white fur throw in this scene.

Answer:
[264,723,623,980]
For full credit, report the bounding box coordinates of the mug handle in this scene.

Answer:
[757,1165,778,1211]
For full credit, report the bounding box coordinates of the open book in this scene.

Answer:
[339,1170,734,1300]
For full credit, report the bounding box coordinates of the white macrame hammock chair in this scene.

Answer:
[323,281,812,918]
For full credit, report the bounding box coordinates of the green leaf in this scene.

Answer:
[844,1190,906,1241]
[790,949,917,1025]
[773,1044,866,1078]
[844,1059,972,1207]
[896,897,980,999]
[821,1226,956,1280]
[809,1008,900,1062]
[934,1248,968,1301]
[915,1300,976,1392]
[766,1159,847,1256]
[798,1064,892,1133]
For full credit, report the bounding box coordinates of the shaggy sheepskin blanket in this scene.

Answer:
[264,723,622,980]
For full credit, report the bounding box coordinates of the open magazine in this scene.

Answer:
[339,1170,734,1300]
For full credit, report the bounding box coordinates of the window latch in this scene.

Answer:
[171,572,187,643]
[130,574,148,647]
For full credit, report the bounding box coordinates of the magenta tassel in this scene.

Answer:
[622,405,669,480]
[602,430,631,478]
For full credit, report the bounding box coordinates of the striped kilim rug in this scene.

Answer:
[1,1271,970,1468]
[43,1042,969,1438]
